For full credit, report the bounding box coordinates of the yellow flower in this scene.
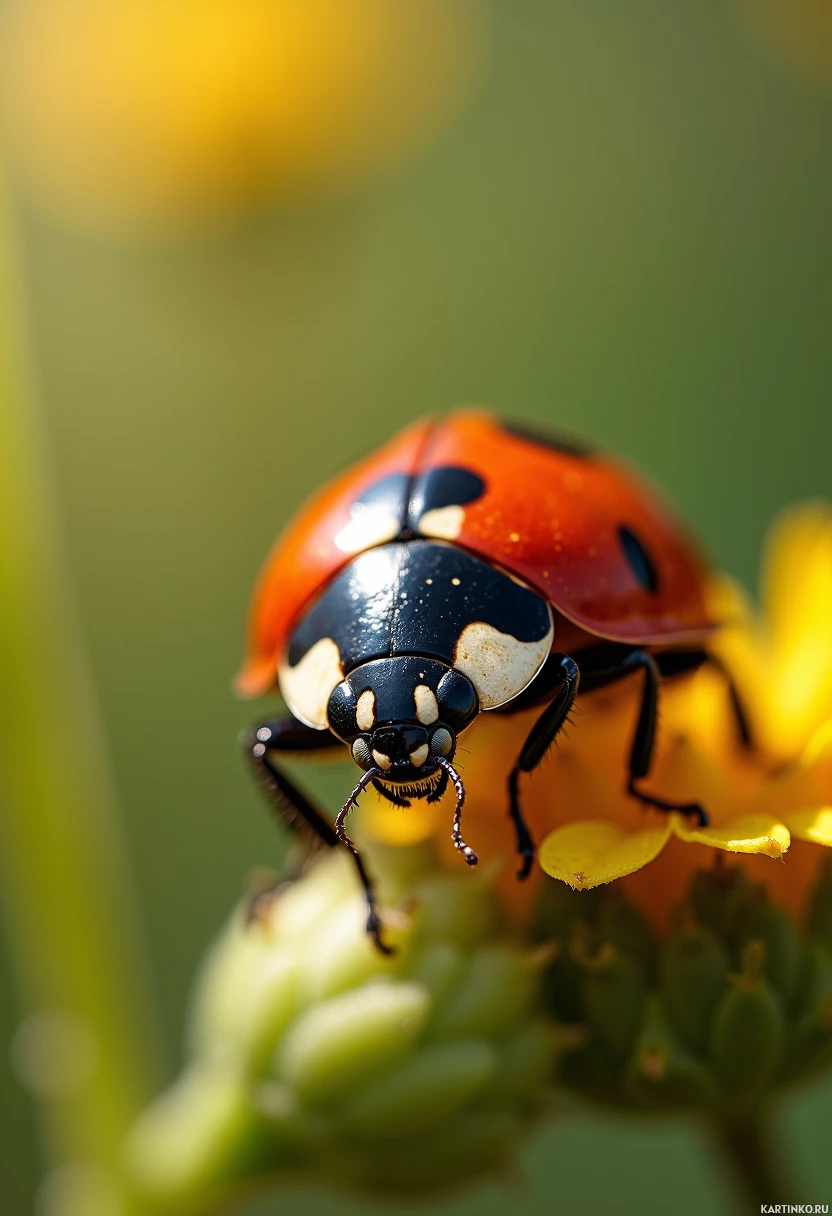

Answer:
[365,502,832,930]
[737,0,832,91]
[0,0,486,233]
[717,501,832,757]
[365,502,832,1123]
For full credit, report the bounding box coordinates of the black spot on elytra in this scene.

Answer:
[349,466,486,542]
[408,466,485,529]
[501,418,593,460]
[351,472,411,531]
[618,525,659,593]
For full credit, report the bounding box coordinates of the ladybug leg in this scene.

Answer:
[579,648,709,827]
[507,655,580,880]
[655,649,753,750]
[244,717,342,847]
[244,717,393,955]
[334,769,396,956]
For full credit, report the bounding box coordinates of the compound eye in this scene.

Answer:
[351,737,373,769]
[436,669,479,729]
[430,727,453,756]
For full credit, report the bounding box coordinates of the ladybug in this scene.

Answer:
[238,411,749,952]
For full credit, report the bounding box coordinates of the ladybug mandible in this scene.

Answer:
[238,411,749,953]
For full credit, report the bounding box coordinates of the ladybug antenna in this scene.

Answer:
[334,766,381,849]
[436,756,478,867]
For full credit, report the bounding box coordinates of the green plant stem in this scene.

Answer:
[0,177,158,1210]
[713,1115,790,1211]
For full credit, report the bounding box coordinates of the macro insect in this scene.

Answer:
[237,411,749,952]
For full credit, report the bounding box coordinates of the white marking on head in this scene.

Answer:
[413,684,439,725]
[333,506,400,553]
[372,749,392,771]
[453,611,554,710]
[409,743,429,767]
[278,638,344,730]
[417,504,465,540]
[355,689,376,733]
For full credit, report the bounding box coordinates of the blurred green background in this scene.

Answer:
[2,1,832,1212]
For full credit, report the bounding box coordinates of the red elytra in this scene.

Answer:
[237,411,715,699]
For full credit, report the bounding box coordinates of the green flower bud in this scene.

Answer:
[709,941,785,1110]
[595,889,658,982]
[736,887,803,1008]
[661,913,730,1052]
[786,940,832,1079]
[571,927,646,1064]
[428,945,538,1039]
[406,940,465,1006]
[126,843,556,1209]
[126,1066,277,1207]
[538,860,832,1116]
[274,981,430,1104]
[690,863,751,942]
[490,1018,557,1100]
[339,1038,496,1138]
[624,996,717,1110]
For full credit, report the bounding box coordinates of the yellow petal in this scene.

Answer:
[752,720,832,824]
[650,733,739,819]
[763,501,832,645]
[762,502,832,749]
[672,812,790,858]
[538,819,671,890]
[800,719,832,769]
[782,806,832,847]
[704,574,768,739]
[705,572,763,641]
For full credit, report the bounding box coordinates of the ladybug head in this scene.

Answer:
[326,656,478,793]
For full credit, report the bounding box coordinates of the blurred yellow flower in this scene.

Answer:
[737,0,832,90]
[0,0,486,233]
[365,502,832,930]
[717,502,832,757]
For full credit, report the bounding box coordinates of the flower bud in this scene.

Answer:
[624,996,717,1110]
[783,940,832,1078]
[661,913,731,1052]
[690,864,751,942]
[126,843,556,1208]
[736,887,803,1007]
[709,941,785,1110]
[538,860,832,1115]
[572,933,646,1065]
